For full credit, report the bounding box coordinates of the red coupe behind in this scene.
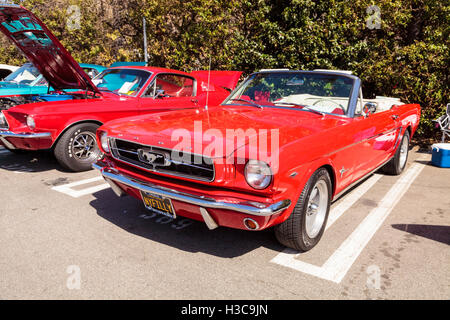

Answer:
[0,4,242,171]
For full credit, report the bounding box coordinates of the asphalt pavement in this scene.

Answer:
[0,146,449,299]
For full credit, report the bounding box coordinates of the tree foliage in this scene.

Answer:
[0,0,448,140]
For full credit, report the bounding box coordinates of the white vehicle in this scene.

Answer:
[0,64,19,80]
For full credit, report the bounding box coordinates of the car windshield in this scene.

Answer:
[3,63,43,86]
[224,72,355,115]
[92,68,151,97]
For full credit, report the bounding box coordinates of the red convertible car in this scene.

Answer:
[93,69,420,251]
[0,4,241,171]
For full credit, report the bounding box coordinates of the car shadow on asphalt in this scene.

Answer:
[392,224,450,245]
[90,188,284,258]
[0,149,69,173]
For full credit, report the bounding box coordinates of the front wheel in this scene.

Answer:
[54,123,102,172]
[274,168,332,251]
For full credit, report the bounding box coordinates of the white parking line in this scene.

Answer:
[326,173,383,230]
[271,160,426,283]
[52,176,110,198]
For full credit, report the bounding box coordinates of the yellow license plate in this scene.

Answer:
[140,191,176,219]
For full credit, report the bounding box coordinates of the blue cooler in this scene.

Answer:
[431,143,450,168]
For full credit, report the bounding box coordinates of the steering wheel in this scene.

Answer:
[312,98,346,114]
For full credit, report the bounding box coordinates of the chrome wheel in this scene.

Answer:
[71,131,99,161]
[305,180,329,238]
[399,135,409,169]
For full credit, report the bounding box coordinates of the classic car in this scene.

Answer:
[0,62,105,97]
[0,4,242,172]
[93,69,421,251]
[0,63,18,80]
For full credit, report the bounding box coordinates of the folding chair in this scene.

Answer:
[434,103,450,142]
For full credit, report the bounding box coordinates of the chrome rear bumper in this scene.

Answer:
[0,130,51,149]
[92,162,291,218]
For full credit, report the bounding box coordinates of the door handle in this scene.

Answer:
[391,114,399,120]
[191,98,199,105]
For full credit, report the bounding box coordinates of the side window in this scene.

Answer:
[145,74,195,98]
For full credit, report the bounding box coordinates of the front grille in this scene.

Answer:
[109,138,215,182]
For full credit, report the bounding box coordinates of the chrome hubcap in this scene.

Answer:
[72,132,99,161]
[399,136,409,169]
[305,180,328,238]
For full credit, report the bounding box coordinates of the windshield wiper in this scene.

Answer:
[229,98,263,109]
[274,102,324,116]
[98,87,121,96]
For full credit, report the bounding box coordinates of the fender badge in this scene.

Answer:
[340,167,348,178]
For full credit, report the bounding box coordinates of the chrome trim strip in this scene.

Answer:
[92,162,291,217]
[0,130,51,139]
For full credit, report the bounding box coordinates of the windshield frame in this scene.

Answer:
[93,67,153,97]
[3,63,42,86]
[222,70,361,118]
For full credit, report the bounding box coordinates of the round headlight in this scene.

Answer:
[100,131,110,153]
[245,160,272,190]
[26,115,35,129]
[0,112,8,128]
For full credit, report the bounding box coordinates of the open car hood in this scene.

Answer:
[0,4,99,94]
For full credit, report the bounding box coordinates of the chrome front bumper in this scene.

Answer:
[92,162,291,218]
[0,130,51,149]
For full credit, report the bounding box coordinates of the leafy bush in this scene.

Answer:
[1,0,448,140]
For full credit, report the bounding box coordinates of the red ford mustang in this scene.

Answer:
[0,4,241,171]
[93,69,421,251]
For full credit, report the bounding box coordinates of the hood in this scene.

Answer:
[0,5,99,94]
[190,71,242,91]
[104,106,345,159]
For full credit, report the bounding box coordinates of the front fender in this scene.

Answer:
[270,156,337,226]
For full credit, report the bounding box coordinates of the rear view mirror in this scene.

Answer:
[363,102,377,117]
[154,89,166,99]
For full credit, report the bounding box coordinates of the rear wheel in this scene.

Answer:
[54,123,101,172]
[274,168,332,251]
[382,130,410,175]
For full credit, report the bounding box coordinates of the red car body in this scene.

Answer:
[0,4,241,171]
[93,70,421,250]
[0,67,240,150]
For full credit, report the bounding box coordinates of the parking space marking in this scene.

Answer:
[326,173,383,230]
[52,176,110,198]
[271,159,426,283]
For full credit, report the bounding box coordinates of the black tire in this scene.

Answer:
[54,123,101,172]
[382,130,410,175]
[274,168,332,251]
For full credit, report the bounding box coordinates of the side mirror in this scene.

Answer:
[154,89,166,99]
[363,102,377,117]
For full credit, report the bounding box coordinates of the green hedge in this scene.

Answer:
[1,0,448,140]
